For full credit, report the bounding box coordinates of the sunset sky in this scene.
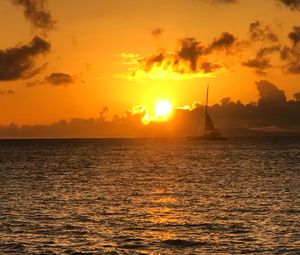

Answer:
[1,0,300,126]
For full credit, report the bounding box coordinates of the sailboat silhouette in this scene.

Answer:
[187,85,226,141]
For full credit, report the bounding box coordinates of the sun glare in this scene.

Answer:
[155,100,173,119]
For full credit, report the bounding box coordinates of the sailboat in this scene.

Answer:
[187,85,226,141]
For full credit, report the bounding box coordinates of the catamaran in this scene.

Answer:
[187,85,226,141]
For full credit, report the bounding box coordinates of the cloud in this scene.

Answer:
[220,97,232,105]
[206,32,236,53]
[243,45,281,75]
[24,79,42,87]
[199,0,238,4]
[256,80,286,105]
[45,72,74,86]
[288,26,300,46]
[249,21,278,42]
[177,38,205,71]
[213,0,237,3]
[243,59,271,75]
[199,61,221,73]
[200,0,300,12]
[280,26,300,74]
[0,90,15,96]
[25,72,75,87]
[202,0,300,11]
[0,36,50,81]
[152,27,163,39]
[10,0,56,32]
[278,0,300,11]
[281,47,300,73]
[294,92,300,101]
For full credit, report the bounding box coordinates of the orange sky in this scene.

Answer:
[0,0,300,125]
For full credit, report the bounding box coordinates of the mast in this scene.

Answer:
[204,85,209,134]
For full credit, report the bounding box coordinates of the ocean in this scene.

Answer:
[0,137,299,254]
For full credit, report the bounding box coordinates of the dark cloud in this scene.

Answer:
[0,90,15,95]
[0,36,50,81]
[200,0,300,12]
[199,0,238,4]
[11,0,56,32]
[214,0,237,3]
[24,79,42,87]
[243,59,271,75]
[177,38,205,71]
[152,28,163,39]
[243,45,281,75]
[249,21,278,42]
[142,52,165,72]
[99,106,109,120]
[256,46,282,58]
[220,97,232,106]
[294,92,300,101]
[202,0,300,12]
[280,47,300,73]
[288,26,300,46]
[199,61,221,73]
[256,80,286,105]
[25,72,78,87]
[45,73,74,86]
[206,32,236,54]
[280,26,300,74]
[278,0,300,11]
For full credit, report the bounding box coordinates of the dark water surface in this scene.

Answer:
[0,138,299,254]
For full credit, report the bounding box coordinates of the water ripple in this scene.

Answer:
[0,138,299,254]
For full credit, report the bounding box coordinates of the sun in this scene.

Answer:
[155,100,173,119]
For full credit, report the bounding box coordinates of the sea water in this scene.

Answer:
[0,138,299,254]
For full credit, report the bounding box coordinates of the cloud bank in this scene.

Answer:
[1,80,300,138]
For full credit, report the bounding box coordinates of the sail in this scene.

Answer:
[205,113,215,131]
[187,84,226,140]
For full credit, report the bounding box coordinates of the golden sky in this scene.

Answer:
[0,0,300,125]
